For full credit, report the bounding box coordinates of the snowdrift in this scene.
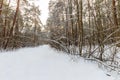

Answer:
[0,45,114,80]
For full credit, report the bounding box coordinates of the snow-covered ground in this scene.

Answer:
[0,45,117,80]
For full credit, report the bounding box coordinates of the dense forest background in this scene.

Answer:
[0,0,46,49]
[0,0,120,72]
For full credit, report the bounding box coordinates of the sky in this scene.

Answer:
[35,0,50,25]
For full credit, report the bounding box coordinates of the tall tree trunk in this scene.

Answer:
[112,0,119,46]
[78,0,83,56]
[87,0,92,55]
[112,0,118,27]
[65,5,70,53]
[0,0,4,15]
[4,0,20,49]
[68,0,74,53]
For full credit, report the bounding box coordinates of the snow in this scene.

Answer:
[0,45,116,80]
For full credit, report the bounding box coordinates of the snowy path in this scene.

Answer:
[0,45,115,80]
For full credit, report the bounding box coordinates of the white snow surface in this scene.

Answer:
[0,45,115,80]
